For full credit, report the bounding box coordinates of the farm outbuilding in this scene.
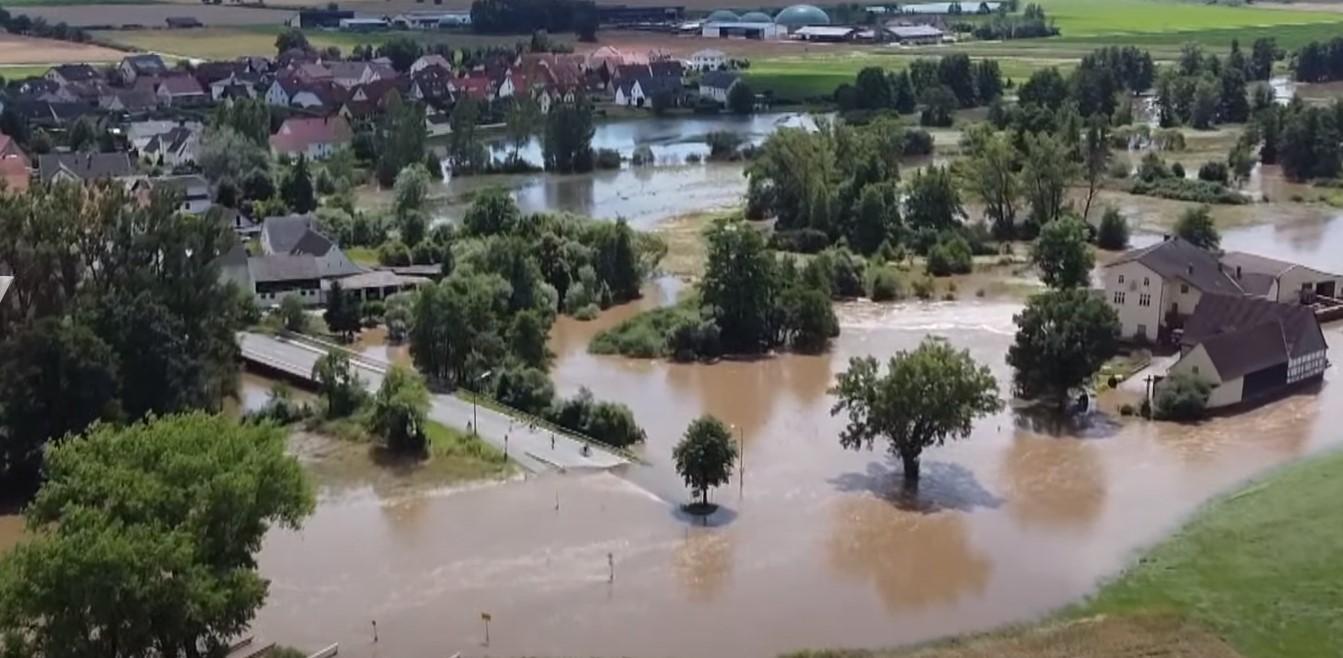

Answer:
[702,21,782,39]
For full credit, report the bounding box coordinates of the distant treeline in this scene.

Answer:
[0,6,91,44]
[1294,37,1343,83]
[469,0,598,38]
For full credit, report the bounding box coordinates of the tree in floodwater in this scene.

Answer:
[1030,215,1094,289]
[673,415,738,508]
[700,221,778,354]
[1007,288,1120,408]
[543,98,595,173]
[0,413,313,658]
[829,337,1000,487]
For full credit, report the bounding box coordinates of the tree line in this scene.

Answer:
[470,0,598,39]
[835,54,1005,126]
[0,182,245,496]
[404,190,659,446]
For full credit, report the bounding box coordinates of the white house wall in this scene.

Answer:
[1167,344,1242,408]
[1104,260,1163,342]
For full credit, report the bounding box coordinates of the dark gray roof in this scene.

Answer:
[50,64,100,82]
[38,152,134,183]
[1182,293,1328,380]
[290,229,333,257]
[123,54,168,75]
[262,214,318,254]
[247,254,320,283]
[700,70,740,91]
[1109,237,1243,296]
[152,174,210,199]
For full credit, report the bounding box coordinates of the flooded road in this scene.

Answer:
[254,267,1343,657]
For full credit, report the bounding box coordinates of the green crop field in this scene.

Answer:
[1036,0,1342,37]
[747,53,1065,102]
[93,25,549,60]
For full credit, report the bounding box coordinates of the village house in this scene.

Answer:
[130,174,213,214]
[411,54,452,74]
[1103,237,1343,343]
[99,88,161,114]
[37,152,134,185]
[689,48,728,72]
[45,64,101,87]
[139,125,200,168]
[154,74,209,107]
[1167,294,1329,409]
[885,23,946,44]
[269,116,353,160]
[0,134,29,193]
[699,70,741,104]
[119,54,168,83]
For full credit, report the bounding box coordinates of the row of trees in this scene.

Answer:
[1154,43,1252,129]
[835,55,1004,124]
[970,2,1058,40]
[448,96,596,175]
[0,183,245,494]
[405,190,657,446]
[1293,36,1343,83]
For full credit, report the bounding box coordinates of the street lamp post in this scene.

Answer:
[472,370,492,436]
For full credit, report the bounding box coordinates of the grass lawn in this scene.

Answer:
[826,448,1343,658]
[1035,0,1342,38]
[747,52,1061,101]
[345,246,379,268]
[0,65,54,81]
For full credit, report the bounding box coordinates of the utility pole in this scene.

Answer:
[481,612,491,646]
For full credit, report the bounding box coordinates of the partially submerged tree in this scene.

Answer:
[1031,215,1094,289]
[1007,289,1120,407]
[829,338,1001,486]
[370,366,431,455]
[1174,205,1221,251]
[673,415,738,508]
[311,351,365,418]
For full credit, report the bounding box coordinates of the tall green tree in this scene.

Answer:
[280,154,316,214]
[1096,206,1130,250]
[1031,215,1094,289]
[728,80,755,115]
[904,165,963,231]
[462,187,521,236]
[410,273,509,387]
[829,338,1001,486]
[322,280,362,341]
[0,413,313,658]
[958,127,1019,239]
[507,309,551,369]
[369,366,430,454]
[1020,131,1077,225]
[673,415,738,507]
[544,98,596,172]
[855,66,893,110]
[311,350,365,418]
[700,221,778,354]
[505,97,541,161]
[1174,205,1221,250]
[1081,116,1111,220]
[1008,289,1120,407]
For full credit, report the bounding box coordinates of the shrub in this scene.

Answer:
[1107,158,1132,179]
[378,239,412,266]
[665,316,722,361]
[770,229,830,254]
[1198,161,1229,184]
[631,145,655,166]
[869,268,904,301]
[901,129,935,156]
[594,148,622,169]
[1129,177,1247,205]
[548,388,646,447]
[1119,403,1136,416]
[1171,162,1186,179]
[493,366,556,416]
[926,234,973,276]
[1096,206,1130,250]
[1153,371,1213,421]
[1153,128,1186,151]
[912,276,934,300]
[1136,152,1170,182]
[575,303,600,320]
[706,130,744,159]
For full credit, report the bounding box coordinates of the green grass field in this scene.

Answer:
[0,65,55,81]
[747,53,1063,101]
[1035,0,1342,38]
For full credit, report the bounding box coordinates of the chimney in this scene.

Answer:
[1187,264,1194,276]
[1236,265,1242,279]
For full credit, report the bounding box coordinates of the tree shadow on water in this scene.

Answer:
[1012,403,1123,440]
[828,459,1003,513]
[670,501,740,528]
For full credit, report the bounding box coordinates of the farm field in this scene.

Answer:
[91,25,549,59]
[0,32,124,65]
[746,52,1066,101]
[1034,0,1342,37]
[15,3,289,27]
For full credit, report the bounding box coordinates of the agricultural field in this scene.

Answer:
[14,3,288,27]
[91,24,548,59]
[1035,0,1342,37]
[0,32,124,65]
[746,51,1066,101]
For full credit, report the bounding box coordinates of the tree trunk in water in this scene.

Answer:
[900,452,921,489]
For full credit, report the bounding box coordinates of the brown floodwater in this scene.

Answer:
[252,259,1343,657]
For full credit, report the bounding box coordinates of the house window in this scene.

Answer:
[1192,365,1200,375]
[1143,277,1150,287]
[1181,284,1189,294]
[1136,323,1147,338]
[1139,293,1151,307]
[1118,274,1125,284]
[1113,291,1126,304]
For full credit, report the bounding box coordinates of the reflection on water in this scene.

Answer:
[251,276,1343,658]
[436,113,818,229]
[1132,211,1343,273]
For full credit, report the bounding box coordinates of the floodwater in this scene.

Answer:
[254,248,1343,657]
[425,112,818,228]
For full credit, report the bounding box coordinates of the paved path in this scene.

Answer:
[238,332,628,473]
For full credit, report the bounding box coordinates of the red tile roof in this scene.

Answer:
[268,116,353,154]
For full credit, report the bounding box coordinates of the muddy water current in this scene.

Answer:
[252,259,1343,656]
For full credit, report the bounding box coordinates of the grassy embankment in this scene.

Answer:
[791,448,1343,658]
[307,413,513,485]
